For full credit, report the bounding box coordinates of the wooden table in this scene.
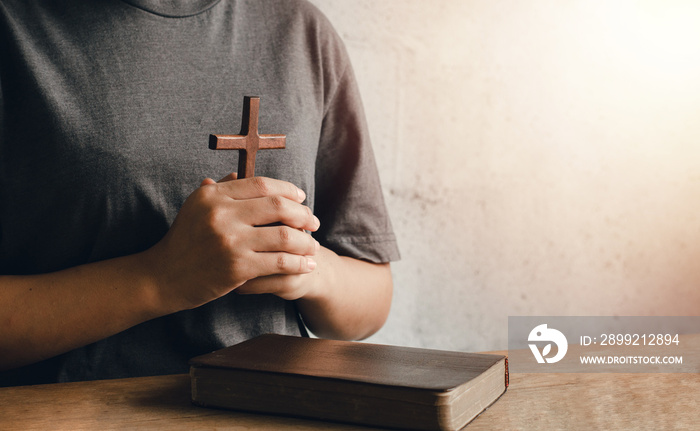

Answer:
[1,361,698,430]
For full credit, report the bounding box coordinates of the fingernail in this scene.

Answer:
[314,216,320,228]
[306,257,317,270]
[314,240,320,252]
[297,188,306,201]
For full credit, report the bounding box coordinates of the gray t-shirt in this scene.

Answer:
[0,0,399,386]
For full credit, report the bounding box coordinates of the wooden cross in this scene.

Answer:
[209,96,286,178]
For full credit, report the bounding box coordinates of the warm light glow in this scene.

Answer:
[604,1,700,78]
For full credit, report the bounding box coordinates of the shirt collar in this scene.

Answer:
[120,0,222,18]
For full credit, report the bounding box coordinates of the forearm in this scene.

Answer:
[0,251,161,371]
[296,247,393,341]
[0,177,321,372]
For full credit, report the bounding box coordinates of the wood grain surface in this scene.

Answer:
[209,96,285,178]
[1,335,698,430]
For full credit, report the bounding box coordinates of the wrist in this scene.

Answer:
[299,245,339,302]
[126,246,174,319]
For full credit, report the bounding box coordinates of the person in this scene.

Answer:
[0,0,400,386]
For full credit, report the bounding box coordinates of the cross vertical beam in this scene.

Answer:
[209,96,286,178]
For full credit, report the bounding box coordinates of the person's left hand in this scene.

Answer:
[210,172,324,301]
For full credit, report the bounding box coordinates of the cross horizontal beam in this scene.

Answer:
[209,96,286,178]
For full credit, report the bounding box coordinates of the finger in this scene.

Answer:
[200,178,217,186]
[236,275,307,300]
[250,226,320,255]
[250,253,317,277]
[238,196,320,231]
[236,275,282,295]
[215,176,306,203]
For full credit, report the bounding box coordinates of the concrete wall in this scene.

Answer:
[308,0,700,351]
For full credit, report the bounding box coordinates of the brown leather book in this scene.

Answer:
[189,334,508,431]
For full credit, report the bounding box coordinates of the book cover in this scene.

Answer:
[190,334,508,431]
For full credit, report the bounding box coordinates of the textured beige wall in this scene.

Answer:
[309,0,700,351]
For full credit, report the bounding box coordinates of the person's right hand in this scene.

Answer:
[144,176,320,314]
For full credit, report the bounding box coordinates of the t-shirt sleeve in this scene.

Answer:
[313,44,400,264]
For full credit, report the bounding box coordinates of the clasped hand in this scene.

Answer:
[145,175,321,313]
